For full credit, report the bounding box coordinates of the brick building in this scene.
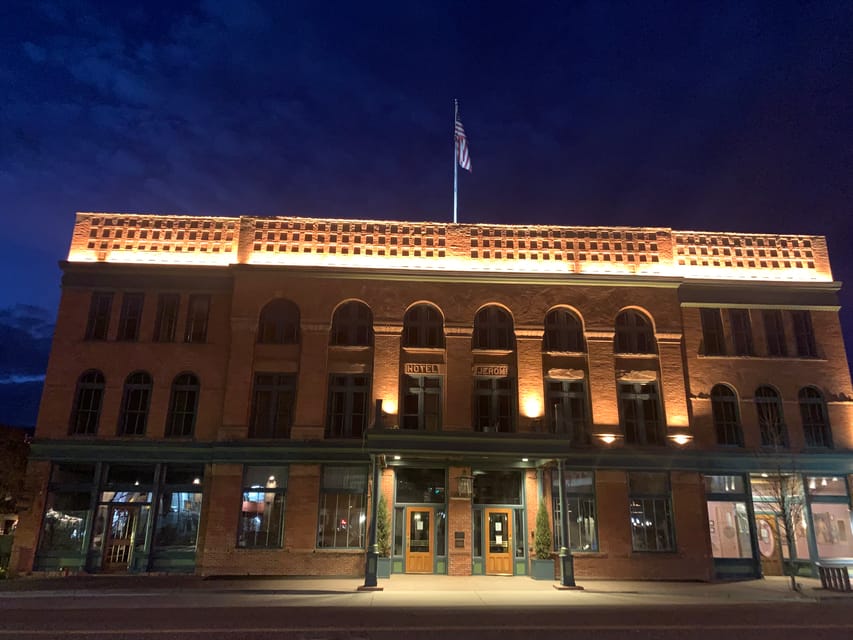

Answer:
[9,212,853,580]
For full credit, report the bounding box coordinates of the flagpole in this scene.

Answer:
[453,99,458,224]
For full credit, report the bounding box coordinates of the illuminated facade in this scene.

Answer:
[9,212,853,580]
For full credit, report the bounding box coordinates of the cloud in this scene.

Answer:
[0,305,54,378]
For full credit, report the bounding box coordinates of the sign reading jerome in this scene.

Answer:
[403,363,444,375]
[472,364,509,376]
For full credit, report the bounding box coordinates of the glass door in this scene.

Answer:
[405,507,433,573]
[484,508,513,575]
[103,505,138,572]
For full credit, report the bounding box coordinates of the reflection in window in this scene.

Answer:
[154,492,202,550]
[238,466,287,548]
[38,492,90,554]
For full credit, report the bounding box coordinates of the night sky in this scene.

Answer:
[2,1,852,426]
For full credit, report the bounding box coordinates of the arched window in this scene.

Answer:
[710,385,743,447]
[257,299,300,344]
[615,310,656,354]
[403,304,444,348]
[330,301,373,346]
[755,386,787,448]
[165,373,200,438]
[119,371,153,436]
[543,308,584,352]
[473,305,514,350]
[799,387,832,448]
[69,370,105,435]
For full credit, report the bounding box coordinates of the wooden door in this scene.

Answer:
[485,508,513,575]
[103,505,138,572]
[405,507,433,573]
[755,514,783,576]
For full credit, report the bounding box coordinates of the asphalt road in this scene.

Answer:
[2,593,853,640]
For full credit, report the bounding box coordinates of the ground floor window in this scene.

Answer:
[154,465,204,551]
[239,465,287,548]
[628,472,674,552]
[705,475,752,559]
[751,473,809,561]
[552,470,597,552]
[317,466,367,549]
[806,476,853,560]
[39,492,91,555]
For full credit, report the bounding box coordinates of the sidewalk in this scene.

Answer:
[1,573,849,605]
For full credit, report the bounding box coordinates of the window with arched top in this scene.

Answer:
[165,373,200,438]
[403,304,444,348]
[543,308,585,352]
[614,310,656,354]
[799,387,832,448]
[257,299,300,344]
[472,305,514,350]
[330,301,373,346]
[69,370,105,435]
[118,372,153,436]
[710,385,743,447]
[755,386,787,448]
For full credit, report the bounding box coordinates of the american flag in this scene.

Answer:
[455,114,471,172]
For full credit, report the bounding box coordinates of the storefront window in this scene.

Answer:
[811,503,853,559]
[628,472,674,552]
[552,471,597,552]
[705,475,751,559]
[751,474,809,560]
[239,465,287,548]
[39,492,90,554]
[317,466,367,549]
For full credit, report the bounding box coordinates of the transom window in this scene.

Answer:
[249,373,297,438]
[473,377,515,433]
[403,304,444,348]
[543,308,584,352]
[165,373,200,438]
[619,382,664,445]
[799,387,832,448]
[700,308,725,356]
[69,370,105,435]
[401,375,442,431]
[118,371,153,436]
[257,299,300,344]
[545,380,590,444]
[330,301,373,346]
[710,384,743,447]
[472,305,514,350]
[755,386,788,448]
[614,310,655,354]
[326,375,370,438]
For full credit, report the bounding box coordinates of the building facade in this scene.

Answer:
[9,212,853,580]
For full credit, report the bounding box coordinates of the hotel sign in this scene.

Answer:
[404,363,445,375]
[472,365,509,377]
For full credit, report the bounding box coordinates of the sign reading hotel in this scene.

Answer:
[472,364,509,377]
[404,363,445,375]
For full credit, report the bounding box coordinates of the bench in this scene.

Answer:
[815,562,852,592]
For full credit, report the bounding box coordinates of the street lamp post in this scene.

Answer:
[360,400,384,591]
[556,458,577,588]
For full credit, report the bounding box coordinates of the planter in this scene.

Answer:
[530,558,555,580]
[377,556,392,579]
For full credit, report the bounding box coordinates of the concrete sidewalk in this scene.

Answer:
[0,573,850,606]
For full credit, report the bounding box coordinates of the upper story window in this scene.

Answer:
[249,373,296,439]
[799,387,832,448]
[545,379,590,444]
[330,301,373,347]
[401,375,442,431]
[619,382,664,445]
[257,299,300,344]
[614,310,655,354]
[403,304,444,348]
[762,310,787,357]
[165,373,200,438]
[69,370,105,435]
[755,386,787,448]
[710,384,743,447]
[473,377,515,433]
[117,293,144,341]
[700,308,725,356]
[791,310,818,358]
[728,309,754,356]
[153,294,180,342]
[85,292,113,340]
[184,294,210,343]
[472,305,514,350]
[543,308,584,352]
[326,374,370,438]
[118,371,153,436]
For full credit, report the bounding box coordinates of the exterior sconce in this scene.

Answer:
[670,434,691,446]
[599,434,617,445]
[456,475,474,498]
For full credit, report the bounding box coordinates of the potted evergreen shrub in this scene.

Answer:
[531,497,555,579]
[376,494,392,578]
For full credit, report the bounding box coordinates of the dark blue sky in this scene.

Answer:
[1,1,852,424]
